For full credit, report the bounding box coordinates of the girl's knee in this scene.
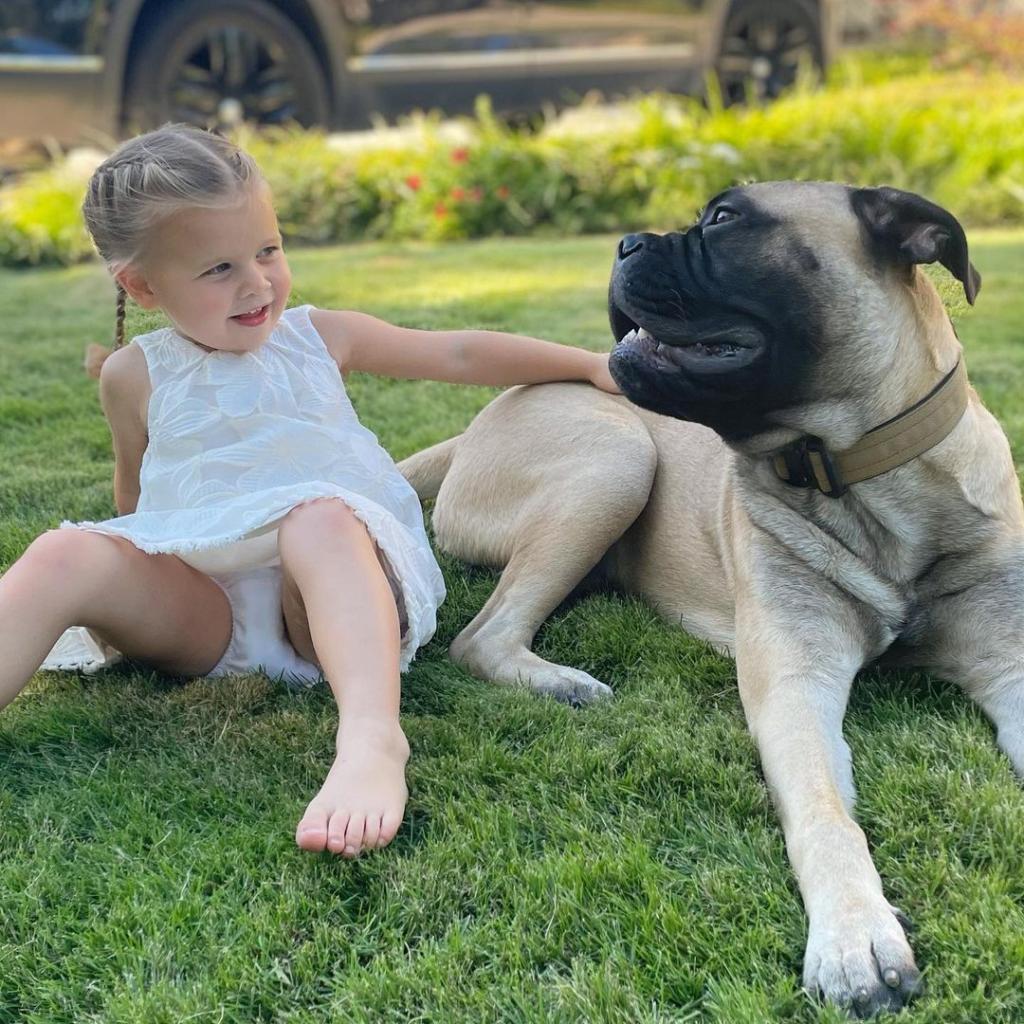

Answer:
[24,529,134,583]
[280,499,366,544]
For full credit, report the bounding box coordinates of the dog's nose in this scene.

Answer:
[617,234,646,260]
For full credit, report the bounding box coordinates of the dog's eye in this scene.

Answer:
[709,206,740,226]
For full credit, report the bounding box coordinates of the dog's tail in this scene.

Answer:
[398,435,461,500]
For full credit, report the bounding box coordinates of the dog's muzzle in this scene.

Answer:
[608,231,767,377]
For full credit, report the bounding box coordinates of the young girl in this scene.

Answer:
[0,124,618,859]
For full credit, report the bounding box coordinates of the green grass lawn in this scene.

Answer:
[2,232,1024,1024]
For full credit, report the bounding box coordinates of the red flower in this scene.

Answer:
[470,187,483,202]
[434,202,448,218]
[451,187,466,201]
[451,147,470,163]
[496,185,510,200]
[405,174,422,191]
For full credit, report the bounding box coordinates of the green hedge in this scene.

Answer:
[2,65,1023,268]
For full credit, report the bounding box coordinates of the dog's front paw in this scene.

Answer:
[803,901,921,1018]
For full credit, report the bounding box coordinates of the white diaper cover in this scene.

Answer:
[207,551,408,688]
[208,565,321,687]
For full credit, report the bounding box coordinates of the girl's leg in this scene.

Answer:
[277,500,407,858]
[0,529,232,711]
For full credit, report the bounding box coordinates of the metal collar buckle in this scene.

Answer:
[775,436,848,498]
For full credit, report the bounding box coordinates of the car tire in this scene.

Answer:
[123,0,331,131]
[715,0,824,105]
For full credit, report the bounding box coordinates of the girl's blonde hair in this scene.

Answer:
[82,124,262,366]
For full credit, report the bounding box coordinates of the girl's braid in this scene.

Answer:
[114,283,127,351]
[85,157,141,376]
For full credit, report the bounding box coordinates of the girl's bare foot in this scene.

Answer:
[295,717,409,857]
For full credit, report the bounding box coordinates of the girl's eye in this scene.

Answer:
[203,263,230,277]
[259,246,280,258]
[709,206,740,226]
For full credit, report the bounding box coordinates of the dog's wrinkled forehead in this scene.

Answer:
[708,181,863,256]
[717,181,981,306]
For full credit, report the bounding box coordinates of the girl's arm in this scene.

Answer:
[98,345,151,515]
[310,309,619,392]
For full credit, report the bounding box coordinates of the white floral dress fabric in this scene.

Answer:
[46,304,446,676]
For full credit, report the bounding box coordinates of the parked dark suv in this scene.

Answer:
[0,0,838,142]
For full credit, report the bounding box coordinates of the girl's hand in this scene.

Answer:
[589,353,622,394]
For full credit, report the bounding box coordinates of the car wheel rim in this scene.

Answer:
[165,25,303,127]
[717,10,816,102]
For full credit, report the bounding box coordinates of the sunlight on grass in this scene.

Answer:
[1,232,1023,1023]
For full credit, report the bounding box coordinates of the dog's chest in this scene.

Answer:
[857,508,1008,657]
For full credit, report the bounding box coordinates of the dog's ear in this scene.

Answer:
[851,186,981,305]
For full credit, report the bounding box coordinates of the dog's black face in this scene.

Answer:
[607,186,825,440]
[608,182,980,443]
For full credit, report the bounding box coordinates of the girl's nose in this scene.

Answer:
[241,262,272,294]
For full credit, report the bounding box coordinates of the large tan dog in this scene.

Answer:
[398,182,1024,1016]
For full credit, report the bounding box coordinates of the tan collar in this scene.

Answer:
[772,359,969,498]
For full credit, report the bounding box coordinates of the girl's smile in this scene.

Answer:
[231,303,272,327]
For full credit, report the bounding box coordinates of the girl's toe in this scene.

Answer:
[326,811,351,854]
[362,814,382,850]
[378,810,402,847]
[343,814,366,857]
[296,806,329,851]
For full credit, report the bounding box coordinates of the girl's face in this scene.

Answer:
[118,181,292,353]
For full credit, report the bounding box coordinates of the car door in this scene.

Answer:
[518,0,722,94]
[345,0,723,119]
[347,1,529,72]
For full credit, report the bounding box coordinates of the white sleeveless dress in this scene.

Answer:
[42,305,446,684]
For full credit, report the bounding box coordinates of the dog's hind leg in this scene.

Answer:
[922,566,1024,777]
[399,435,461,501]
[429,384,657,704]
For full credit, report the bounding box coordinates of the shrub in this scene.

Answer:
[0,167,92,266]
[878,0,1024,74]
[2,63,1023,268]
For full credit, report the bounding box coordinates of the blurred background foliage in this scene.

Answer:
[2,6,1023,270]
[877,0,1024,73]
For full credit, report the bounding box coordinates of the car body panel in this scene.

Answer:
[0,0,836,141]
